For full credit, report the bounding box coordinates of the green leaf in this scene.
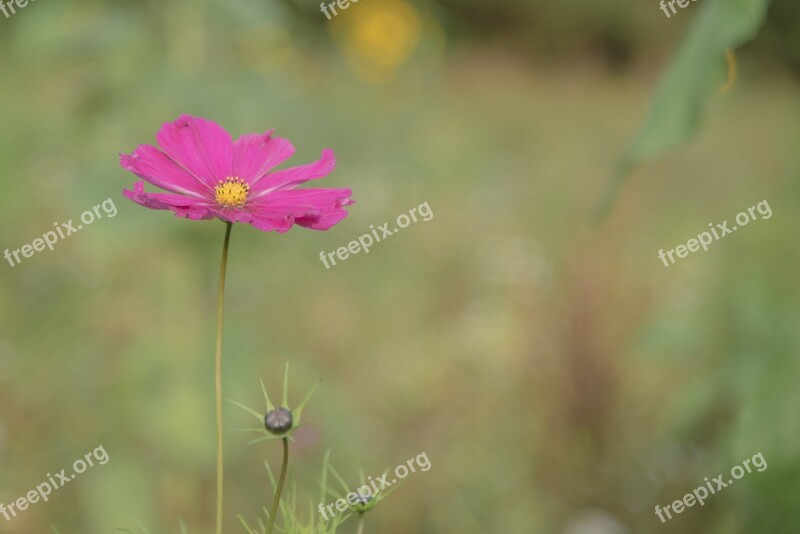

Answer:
[282,362,290,408]
[327,464,351,495]
[597,0,771,217]
[260,378,275,412]
[228,399,264,421]
[237,515,258,534]
[319,449,332,504]
[248,434,279,445]
[295,380,320,420]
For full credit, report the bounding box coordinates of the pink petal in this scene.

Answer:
[249,149,336,198]
[248,215,296,233]
[123,181,215,220]
[296,208,351,230]
[233,131,296,184]
[209,208,255,225]
[247,188,353,232]
[156,115,234,186]
[120,145,213,198]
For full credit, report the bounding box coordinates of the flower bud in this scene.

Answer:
[354,492,372,505]
[264,407,293,434]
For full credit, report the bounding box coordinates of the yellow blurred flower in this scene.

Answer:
[332,0,423,83]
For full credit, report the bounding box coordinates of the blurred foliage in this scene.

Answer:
[1,0,799,533]
[597,0,771,216]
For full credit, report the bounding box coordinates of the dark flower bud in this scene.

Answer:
[354,493,372,505]
[264,407,293,434]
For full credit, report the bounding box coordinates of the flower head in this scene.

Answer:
[230,362,319,442]
[264,407,293,435]
[120,115,353,232]
[326,464,398,515]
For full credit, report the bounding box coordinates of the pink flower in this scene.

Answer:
[120,115,353,232]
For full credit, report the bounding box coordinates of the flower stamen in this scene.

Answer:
[214,177,250,208]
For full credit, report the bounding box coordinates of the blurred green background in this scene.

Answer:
[1,0,799,532]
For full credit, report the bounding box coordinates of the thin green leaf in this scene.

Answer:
[597,0,771,218]
[319,450,331,504]
[238,515,257,534]
[358,468,366,486]
[265,460,278,487]
[327,464,351,494]
[248,434,279,445]
[230,427,266,433]
[282,362,290,408]
[294,380,320,420]
[228,399,264,421]
[260,378,275,412]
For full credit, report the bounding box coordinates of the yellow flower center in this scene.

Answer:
[214,177,250,208]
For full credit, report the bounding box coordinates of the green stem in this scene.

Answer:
[267,437,289,534]
[356,514,365,534]
[215,221,233,534]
